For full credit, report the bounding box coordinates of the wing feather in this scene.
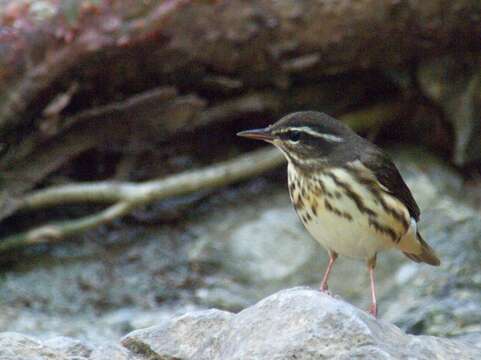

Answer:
[360,148,420,221]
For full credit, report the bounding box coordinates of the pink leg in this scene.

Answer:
[368,261,377,317]
[320,251,337,292]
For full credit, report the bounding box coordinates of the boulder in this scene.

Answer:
[122,287,481,360]
[1,287,480,359]
[0,332,131,360]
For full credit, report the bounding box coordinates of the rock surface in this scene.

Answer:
[123,287,481,360]
[2,288,480,359]
[0,332,132,360]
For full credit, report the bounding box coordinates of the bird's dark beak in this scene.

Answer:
[237,128,274,142]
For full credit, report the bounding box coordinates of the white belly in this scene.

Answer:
[303,207,393,259]
[287,164,410,260]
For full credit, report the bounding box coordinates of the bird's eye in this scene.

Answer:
[288,131,301,142]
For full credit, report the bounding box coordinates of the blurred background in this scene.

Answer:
[0,0,480,345]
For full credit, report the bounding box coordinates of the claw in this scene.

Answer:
[320,288,333,296]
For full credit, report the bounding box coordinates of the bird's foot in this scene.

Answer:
[369,303,378,318]
[319,286,333,296]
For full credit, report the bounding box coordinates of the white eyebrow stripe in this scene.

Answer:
[287,126,344,142]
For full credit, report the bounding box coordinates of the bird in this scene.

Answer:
[237,111,440,317]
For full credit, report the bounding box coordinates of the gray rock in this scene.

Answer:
[122,309,233,360]
[2,287,480,359]
[88,344,133,360]
[44,336,92,357]
[0,333,60,360]
[0,332,130,360]
[122,287,481,360]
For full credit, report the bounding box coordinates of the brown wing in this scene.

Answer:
[360,148,420,221]
[358,145,440,265]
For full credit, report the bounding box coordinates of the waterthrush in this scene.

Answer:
[237,111,440,317]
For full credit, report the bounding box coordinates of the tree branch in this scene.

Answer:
[0,147,284,252]
[0,202,134,252]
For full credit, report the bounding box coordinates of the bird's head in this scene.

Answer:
[237,111,356,169]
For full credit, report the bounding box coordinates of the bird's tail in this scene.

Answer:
[403,232,440,266]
